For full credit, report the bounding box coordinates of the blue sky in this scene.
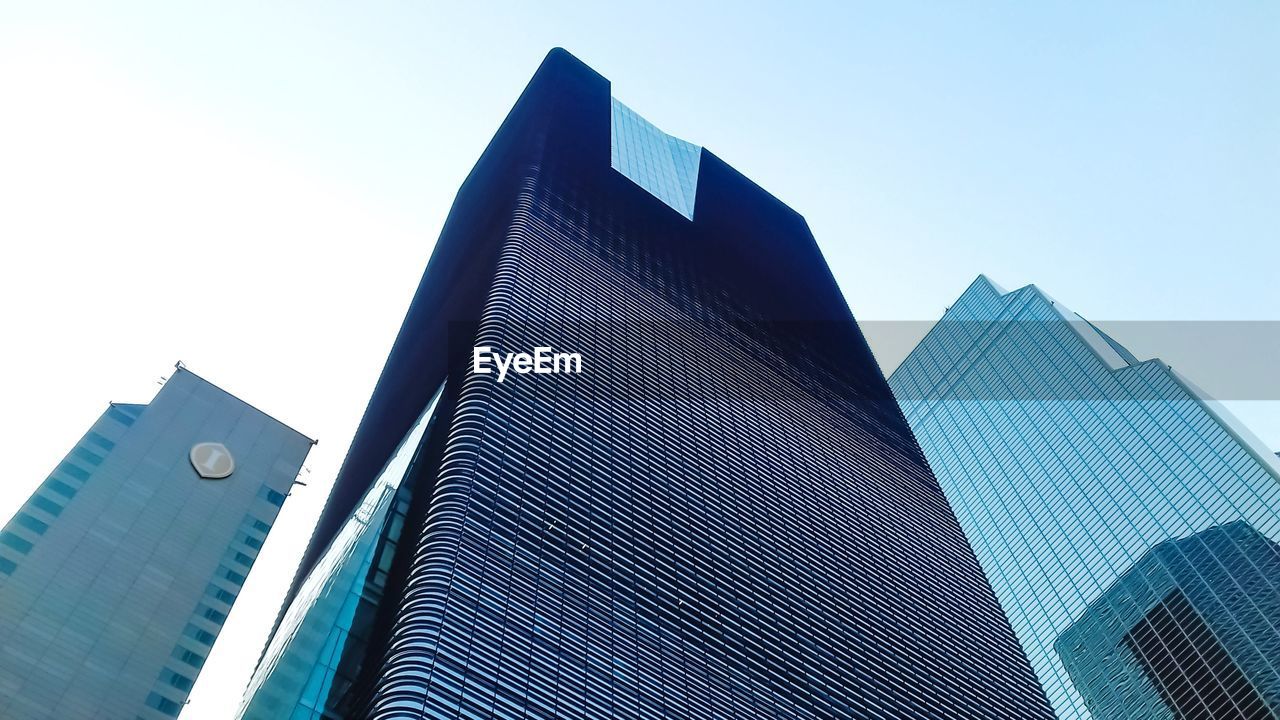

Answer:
[2,2,1277,717]
[11,1,1276,319]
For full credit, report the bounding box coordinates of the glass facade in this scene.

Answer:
[889,275,1280,719]
[0,368,311,720]
[609,97,701,220]
[253,49,1056,720]
[1056,521,1280,719]
[238,386,442,720]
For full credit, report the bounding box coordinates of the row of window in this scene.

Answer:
[0,413,134,578]
[143,507,278,717]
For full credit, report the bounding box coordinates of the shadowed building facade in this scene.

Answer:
[241,50,1055,720]
[889,276,1280,720]
[0,368,311,719]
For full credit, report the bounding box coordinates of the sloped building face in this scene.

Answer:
[248,50,1055,720]
[889,276,1280,720]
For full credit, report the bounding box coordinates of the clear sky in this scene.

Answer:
[1,2,1277,718]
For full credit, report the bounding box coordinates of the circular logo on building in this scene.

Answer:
[190,442,235,479]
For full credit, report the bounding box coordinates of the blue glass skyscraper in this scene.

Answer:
[889,275,1280,719]
[242,51,1056,719]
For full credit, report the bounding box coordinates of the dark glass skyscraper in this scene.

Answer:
[244,49,1054,719]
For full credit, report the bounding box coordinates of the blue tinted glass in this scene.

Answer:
[259,488,286,507]
[57,462,90,482]
[107,405,140,426]
[1056,522,1280,718]
[71,446,104,466]
[239,388,439,720]
[84,430,116,451]
[44,479,75,498]
[610,98,700,220]
[14,513,48,535]
[890,276,1280,719]
[145,692,181,717]
[30,495,63,516]
[0,532,33,554]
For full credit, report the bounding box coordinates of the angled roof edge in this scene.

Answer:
[170,365,316,445]
[892,275,1141,383]
[1055,519,1273,642]
[282,48,604,600]
[282,46,882,613]
[892,275,1280,484]
[1164,365,1280,484]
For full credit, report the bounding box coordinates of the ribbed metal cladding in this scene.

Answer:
[364,145,1055,717]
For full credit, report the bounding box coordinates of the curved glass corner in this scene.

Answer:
[237,385,444,720]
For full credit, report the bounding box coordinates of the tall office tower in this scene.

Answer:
[889,275,1280,719]
[241,49,1055,720]
[0,367,312,720]
[1057,521,1280,719]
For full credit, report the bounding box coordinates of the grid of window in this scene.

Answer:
[1127,592,1269,719]
[0,403,136,578]
[144,692,182,717]
[259,486,287,507]
[0,371,310,720]
[144,510,280,716]
[1056,522,1280,718]
[241,51,1055,720]
[360,74,1056,716]
[889,276,1280,719]
[609,97,701,220]
[238,389,440,720]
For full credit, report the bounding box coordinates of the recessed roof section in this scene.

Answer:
[610,97,701,220]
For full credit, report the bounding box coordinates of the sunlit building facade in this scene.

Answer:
[0,368,311,720]
[889,275,1280,719]
[242,50,1056,720]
